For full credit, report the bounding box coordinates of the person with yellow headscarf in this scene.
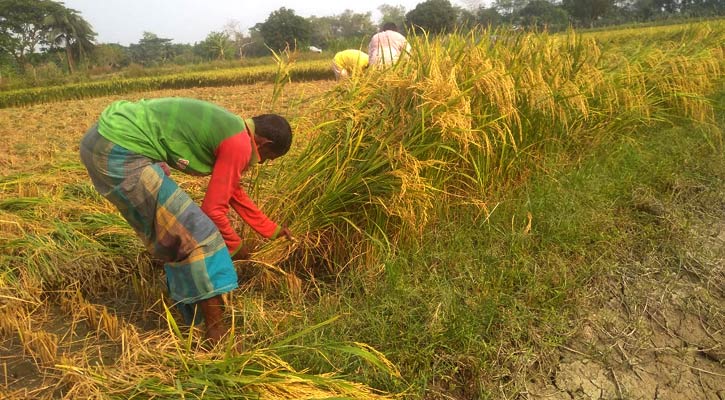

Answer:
[331,49,369,80]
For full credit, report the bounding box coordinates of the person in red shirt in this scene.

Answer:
[80,98,294,344]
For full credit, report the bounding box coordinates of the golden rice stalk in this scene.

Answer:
[646,52,720,123]
[466,48,520,142]
[16,323,58,367]
[0,212,27,237]
[59,289,138,343]
[519,66,557,121]
[0,298,29,336]
[57,329,400,399]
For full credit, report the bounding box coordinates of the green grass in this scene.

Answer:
[0,59,334,108]
[0,52,333,92]
[243,98,724,398]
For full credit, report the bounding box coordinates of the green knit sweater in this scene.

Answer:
[97,98,245,175]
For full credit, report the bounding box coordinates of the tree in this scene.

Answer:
[477,6,503,27]
[168,43,196,64]
[90,43,129,69]
[128,32,174,66]
[494,0,531,16]
[515,0,570,30]
[199,31,233,60]
[0,0,60,70]
[377,4,407,31]
[307,15,334,47]
[456,6,479,30]
[653,0,679,13]
[0,48,16,80]
[308,10,374,49]
[406,0,458,34]
[44,6,96,73]
[258,7,311,52]
[244,24,270,57]
[223,19,249,59]
[683,0,724,16]
[339,10,375,38]
[461,0,486,8]
[562,0,616,26]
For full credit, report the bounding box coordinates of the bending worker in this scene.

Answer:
[331,49,369,80]
[79,97,294,344]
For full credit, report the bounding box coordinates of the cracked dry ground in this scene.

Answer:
[527,192,724,400]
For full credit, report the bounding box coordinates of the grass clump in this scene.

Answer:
[58,315,401,400]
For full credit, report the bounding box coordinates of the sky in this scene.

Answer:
[61,0,471,46]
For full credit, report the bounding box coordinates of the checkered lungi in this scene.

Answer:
[79,124,237,323]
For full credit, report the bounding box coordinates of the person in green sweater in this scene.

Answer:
[80,97,294,344]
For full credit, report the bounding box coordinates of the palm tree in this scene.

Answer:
[202,31,233,60]
[44,6,96,73]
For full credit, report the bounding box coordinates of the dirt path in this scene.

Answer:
[528,210,724,398]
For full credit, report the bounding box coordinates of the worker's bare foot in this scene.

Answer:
[198,295,228,348]
[204,325,226,346]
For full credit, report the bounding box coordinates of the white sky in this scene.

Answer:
[61,0,475,46]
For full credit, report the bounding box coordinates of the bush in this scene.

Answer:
[30,62,65,85]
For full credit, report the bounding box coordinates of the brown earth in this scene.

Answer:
[526,213,724,399]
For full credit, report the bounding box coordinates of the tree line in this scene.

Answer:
[1,0,722,82]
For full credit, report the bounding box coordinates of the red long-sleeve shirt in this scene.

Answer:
[200,131,281,255]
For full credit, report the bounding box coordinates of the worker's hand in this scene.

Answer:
[279,225,295,242]
[158,162,171,176]
[231,245,251,261]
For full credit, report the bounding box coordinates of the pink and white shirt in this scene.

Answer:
[368,30,409,66]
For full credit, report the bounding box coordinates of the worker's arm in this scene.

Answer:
[229,185,282,239]
[200,134,248,256]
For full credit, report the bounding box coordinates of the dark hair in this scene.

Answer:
[251,114,292,156]
[382,22,397,32]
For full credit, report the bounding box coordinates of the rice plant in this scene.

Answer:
[254,22,724,282]
[57,314,401,400]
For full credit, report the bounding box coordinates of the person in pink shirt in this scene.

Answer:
[367,22,410,66]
